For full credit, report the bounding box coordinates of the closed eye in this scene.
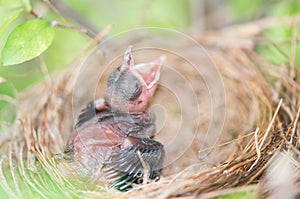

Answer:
[129,83,142,101]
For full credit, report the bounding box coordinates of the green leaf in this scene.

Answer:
[0,6,24,37]
[1,19,55,66]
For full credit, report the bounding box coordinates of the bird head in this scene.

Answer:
[106,46,165,113]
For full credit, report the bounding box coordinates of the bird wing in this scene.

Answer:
[103,138,164,191]
[76,97,109,127]
[76,100,98,128]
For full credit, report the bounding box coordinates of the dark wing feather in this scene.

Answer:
[103,138,164,191]
[75,101,100,128]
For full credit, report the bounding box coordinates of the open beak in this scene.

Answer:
[131,55,165,89]
[121,45,165,89]
[117,46,165,112]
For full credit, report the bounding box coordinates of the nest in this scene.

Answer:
[0,19,300,199]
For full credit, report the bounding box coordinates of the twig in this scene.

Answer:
[29,7,97,40]
[46,0,98,34]
[259,99,283,149]
[30,10,41,19]
[70,24,112,64]
[279,131,300,156]
[289,106,300,144]
[248,128,260,172]
[51,21,97,39]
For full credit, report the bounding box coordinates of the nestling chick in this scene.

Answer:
[61,46,165,191]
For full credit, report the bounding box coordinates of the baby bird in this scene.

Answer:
[61,46,165,191]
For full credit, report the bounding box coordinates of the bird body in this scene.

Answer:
[61,46,165,191]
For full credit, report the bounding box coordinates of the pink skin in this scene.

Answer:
[120,46,165,113]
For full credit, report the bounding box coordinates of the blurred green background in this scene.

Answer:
[1,0,300,91]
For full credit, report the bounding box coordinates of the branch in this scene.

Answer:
[46,0,99,34]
